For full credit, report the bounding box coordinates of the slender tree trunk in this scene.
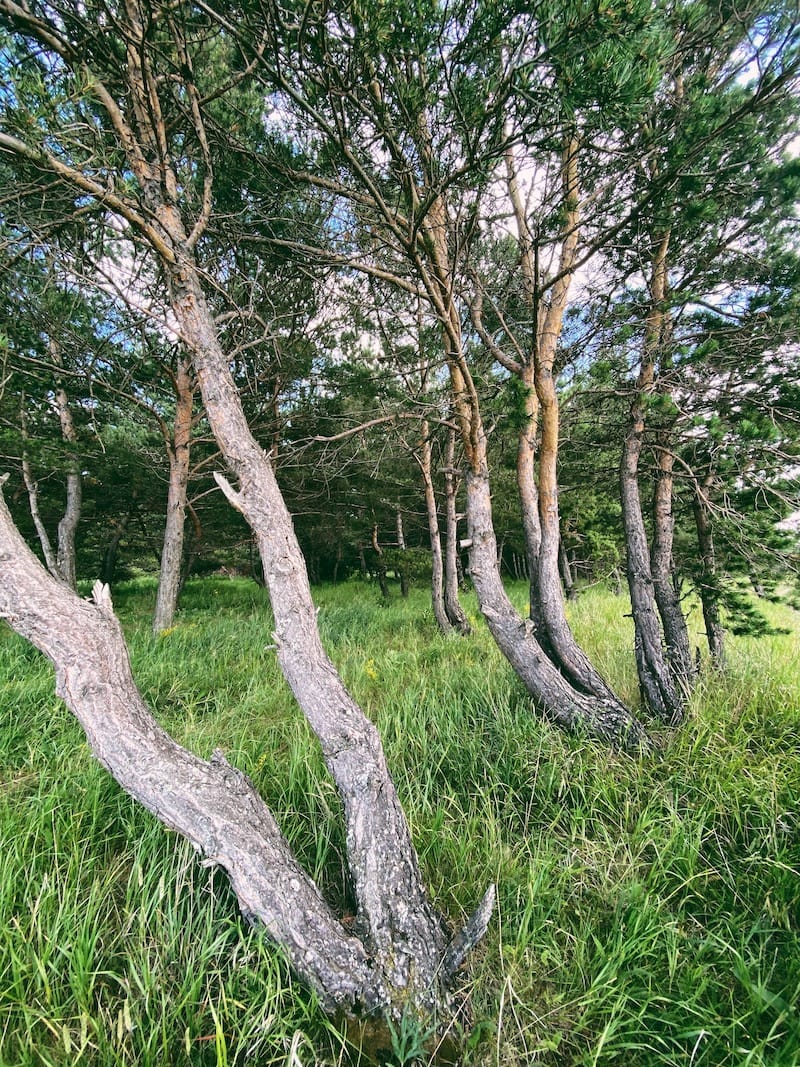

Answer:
[371,523,390,599]
[53,366,81,591]
[419,422,451,634]
[21,445,58,576]
[153,357,193,633]
[516,363,544,626]
[395,510,409,598]
[692,473,726,667]
[443,427,470,634]
[559,538,576,600]
[620,231,685,725]
[529,139,625,704]
[100,509,133,586]
[650,439,695,692]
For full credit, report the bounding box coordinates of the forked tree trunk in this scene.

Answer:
[418,422,451,634]
[650,439,695,692]
[692,473,726,667]
[164,249,490,1018]
[443,428,470,634]
[53,371,82,591]
[153,357,194,634]
[0,488,383,1009]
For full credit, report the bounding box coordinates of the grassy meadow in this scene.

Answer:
[1,576,799,1066]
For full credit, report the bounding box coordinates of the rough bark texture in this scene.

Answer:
[419,423,452,634]
[0,3,491,1026]
[168,253,454,1011]
[650,440,695,692]
[466,470,649,752]
[153,357,194,633]
[693,475,726,667]
[0,486,395,1009]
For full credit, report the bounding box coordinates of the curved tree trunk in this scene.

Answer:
[420,163,643,748]
[530,138,625,705]
[153,356,194,633]
[466,469,649,752]
[418,421,451,634]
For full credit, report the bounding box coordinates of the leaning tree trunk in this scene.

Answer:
[418,421,452,634]
[153,356,194,634]
[692,472,726,667]
[443,427,471,634]
[650,436,695,692]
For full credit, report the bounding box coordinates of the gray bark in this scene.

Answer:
[466,470,649,752]
[621,425,684,724]
[0,484,384,1012]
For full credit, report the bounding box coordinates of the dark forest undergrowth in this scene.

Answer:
[1,577,799,1066]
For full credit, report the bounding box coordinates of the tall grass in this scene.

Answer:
[1,576,798,1065]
